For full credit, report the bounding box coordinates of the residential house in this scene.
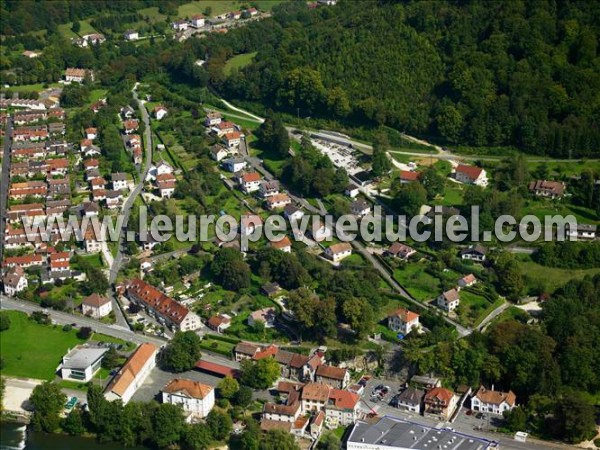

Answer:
[270,235,292,253]
[344,184,360,198]
[471,385,517,415]
[210,144,229,162]
[258,180,280,198]
[351,199,371,217]
[84,226,102,253]
[83,158,100,171]
[65,68,93,83]
[2,266,27,296]
[22,50,41,58]
[213,121,236,136]
[111,173,130,191]
[240,172,262,194]
[248,307,276,328]
[172,20,189,31]
[153,105,168,120]
[104,343,158,404]
[223,158,247,173]
[204,111,222,127]
[284,204,304,222]
[240,214,262,236]
[124,30,139,41]
[223,131,242,149]
[325,389,361,427]
[82,202,100,217]
[385,242,416,260]
[529,180,566,199]
[85,127,97,140]
[123,119,139,134]
[4,254,44,269]
[120,106,135,119]
[387,308,420,335]
[410,375,442,390]
[396,387,424,414]
[82,293,113,319]
[59,346,108,382]
[424,387,458,420]
[324,242,352,263]
[399,170,420,184]
[263,401,301,423]
[455,164,488,187]
[301,383,330,412]
[265,193,291,210]
[437,288,460,312]
[460,244,488,262]
[156,174,176,198]
[162,379,215,419]
[458,273,477,288]
[105,190,123,209]
[207,314,231,333]
[190,14,205,28]
[311,220,332,242]
[567,223,597,240]
[315,365,349,389]
[234,342,261,362]
[261,282,282,298]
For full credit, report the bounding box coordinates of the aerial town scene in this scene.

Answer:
[0,1,599,450]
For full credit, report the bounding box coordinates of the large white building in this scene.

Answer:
[161,379,215,419]
[346,416,498,450]
[59,346,108,382]
[2,266,27,296]
[104,343,158,404]
[81,293,113,319]
[387,308,420,335]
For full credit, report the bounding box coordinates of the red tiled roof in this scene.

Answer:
[389,307,419,322]
[195,360,240,378]
[126,278,191,325]
[456,164,483,180]
[328,388,360,410]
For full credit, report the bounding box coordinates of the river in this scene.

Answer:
[0,422,145,450]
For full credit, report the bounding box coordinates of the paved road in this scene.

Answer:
[108,83,153,285]
[0,117,13,261]
[475,300,510,332]
[0,295,242,372]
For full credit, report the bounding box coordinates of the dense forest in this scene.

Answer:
[214,0,600,157]
[0,0,185,35]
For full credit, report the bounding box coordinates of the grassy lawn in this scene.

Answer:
[393,264,440,301]
[72,253,105,270]
[4,82,61,94]
[516,254,600,294]
[224,52,257,76]
[89,89,108,102]
[58,20,98,39]
[200,337,235,356]
[438,183,464,206]
[456,290,493,327]
[177,1,285,17]
[522,201,600,225]
[0,311,87,380]
[249,141,287,177]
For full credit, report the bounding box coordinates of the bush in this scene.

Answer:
[62,324,72,332]
[77,327,93,340]
[0,312,11,331]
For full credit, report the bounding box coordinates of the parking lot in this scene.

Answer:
[312,139,362,175]
[359,376,406,413]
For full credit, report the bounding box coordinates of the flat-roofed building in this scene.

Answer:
[59,346,108,382]
[346,416,498,450]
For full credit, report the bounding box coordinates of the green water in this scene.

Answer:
[0,422,145,450]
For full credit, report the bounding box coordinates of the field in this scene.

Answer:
[516,255,600,293]
[0,311,86,380]
[58,20,98,39]
[140,1,285,23]
[224,52,257,76]
[393,264,440,301]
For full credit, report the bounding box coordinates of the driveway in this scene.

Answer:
[0,117,13,260]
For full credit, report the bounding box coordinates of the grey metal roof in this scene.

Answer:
[62,347,108,370]
[347,417,495,450]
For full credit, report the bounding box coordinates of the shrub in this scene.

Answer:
[62,324,72,332]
